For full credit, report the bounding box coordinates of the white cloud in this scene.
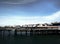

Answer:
[0,11,60,26]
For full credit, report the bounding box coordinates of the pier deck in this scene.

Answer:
[0,26,60,36]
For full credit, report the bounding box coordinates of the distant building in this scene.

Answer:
[22,25,28,27]
[51,22,60,26]
[36,24,48,27]
[15,25,21,28]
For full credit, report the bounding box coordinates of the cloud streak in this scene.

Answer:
[0,0,60,8]
[0,0,41,5]
[0,11,60,26]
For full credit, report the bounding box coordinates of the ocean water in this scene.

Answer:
[0,35,60,44]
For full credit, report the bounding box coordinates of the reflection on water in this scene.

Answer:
[0,35,60,44]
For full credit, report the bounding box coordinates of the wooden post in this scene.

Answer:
[30,28,33,36]
[14,29,17,36]
[8,30,11,36]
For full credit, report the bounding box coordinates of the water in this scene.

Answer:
[0,35,60,44]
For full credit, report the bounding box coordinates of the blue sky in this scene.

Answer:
[0,0,60,26]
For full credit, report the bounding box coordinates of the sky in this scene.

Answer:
[0,0,60,26]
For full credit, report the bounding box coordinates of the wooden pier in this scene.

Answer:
[0,26,60,36]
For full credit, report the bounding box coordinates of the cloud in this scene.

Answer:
[0,11,60,26]
[0,0,41,5]
[0,0,60,9]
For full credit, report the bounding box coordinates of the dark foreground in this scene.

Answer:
[0,35,60,44]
